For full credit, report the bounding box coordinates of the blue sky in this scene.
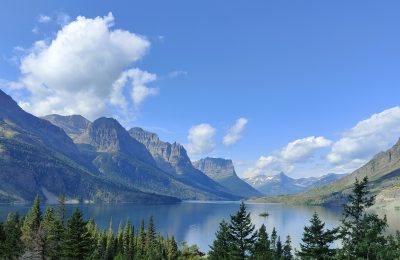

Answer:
[1,0,400,178]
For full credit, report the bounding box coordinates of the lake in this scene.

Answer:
[1,201,399,253]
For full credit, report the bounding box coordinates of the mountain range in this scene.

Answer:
[0,89,246,203]
[252,138,400,206]
[244,172,347,196]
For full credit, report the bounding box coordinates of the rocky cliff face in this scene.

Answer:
[42,114,91,140]
[194,157,262,198]
[75,118,156,165]
[129,128,240,200]
[129,127,193,174]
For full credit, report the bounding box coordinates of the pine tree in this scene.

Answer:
[21,195,42,251]
[57,194,66,226]
[276,236,283,258]
[283,235,293,260]
[228,201,256,259]
[298,212,337,259]
[136,219,146,259]
[338,177,388,259]
[252,224,273,259]
[42,207,64,259]
[166,235,178,260]
[105,218,115,259]
[123,219,134,259]
[0,221,5,258]
[2,212,23,258]
[63,208,93,259]
[146,216,157,259]
[115,221,124,255]
[208,220,232,260]
[271,227,278,251]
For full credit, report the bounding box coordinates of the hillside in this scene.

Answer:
[252,138,400,206]
[0,89,179,204]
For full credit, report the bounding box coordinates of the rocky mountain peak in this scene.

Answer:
[193,157,236,179]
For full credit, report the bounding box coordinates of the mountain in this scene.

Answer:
[41,114,90,141]
[252,138,400,206]
[44,118,238,200]
[128,127,240,200]
[0,89,178,204]
[244,172,346,196]
[193,157,262,198]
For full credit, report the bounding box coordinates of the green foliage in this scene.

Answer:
[42,207,64,258]
[179,241,205,260]
[63,208,93,259]
[21,195,42,251]
[253,224,273,259]
[337,177,388,259]
[208,220,232,260]
[228,201,256,259]
[283,235,293,260]
[1,212,23,259]
[298,212,337,259]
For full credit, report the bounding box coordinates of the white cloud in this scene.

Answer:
[327,106,400,165]
[187,124,216,155]
[223,117,248,146]
[281,136,332,162]
[12,12,156,121]
[38,15,51,23]
[244,136,331,177]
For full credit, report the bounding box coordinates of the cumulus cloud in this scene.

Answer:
[187,124,216,155]
[223,118,248,146]
[327,106,400,165]
[244,136,332,177]
[38,15,51,23]
[11,12,157,122]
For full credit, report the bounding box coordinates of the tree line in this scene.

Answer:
[1,177,400,259]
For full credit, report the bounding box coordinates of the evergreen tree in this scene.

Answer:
[122,219,134,259]
[21,195,42,251]
[0,222,5,258]
[276,236,283,259]
[337,177,388,259]
[42,207,64,259]
[115,221,124,255]
[63,208,93,259]
[2,212,23,258]
[298,212,337,259]
[208,220,232,260]
[166,235,179,260]
[283,235,293,260]
[136,219,146,259]
[271,227,278,251]
[228,201,256,259]
[252,224,273,260]
[146,216,157,259]
[57,194,66,226]
[105,218,115,259]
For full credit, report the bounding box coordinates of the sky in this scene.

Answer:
[1,0,400,178]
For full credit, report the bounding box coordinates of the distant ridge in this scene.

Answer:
[252,138,400,206]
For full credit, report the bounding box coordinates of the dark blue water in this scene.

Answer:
[2,201,395,252]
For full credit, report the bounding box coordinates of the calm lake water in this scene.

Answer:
[1,201,399,253]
